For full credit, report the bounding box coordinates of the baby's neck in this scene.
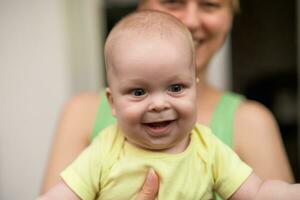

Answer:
[125,133,192,154]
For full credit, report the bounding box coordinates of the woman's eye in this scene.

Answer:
[200,1,221,10]
[131,89,145,96]
[169,84,183,93]
[160,0,185,8]
[161,0,183,4]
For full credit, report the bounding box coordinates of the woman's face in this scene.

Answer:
[139,0,234,73]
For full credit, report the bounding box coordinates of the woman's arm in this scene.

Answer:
[234,100,294,182]
[40,93,101,193]
[38,181,81,200]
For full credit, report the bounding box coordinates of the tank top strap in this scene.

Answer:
[209,92,244,147]
[90,91,116,141]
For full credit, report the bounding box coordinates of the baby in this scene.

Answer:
[39,10,300,200]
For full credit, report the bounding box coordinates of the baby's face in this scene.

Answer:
[107,33,197,153]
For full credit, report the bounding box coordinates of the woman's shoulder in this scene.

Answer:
[62,92,102,118]
[220,91,274,126]
[64,92,101,109]
[235,99,276,127]
[58,92,102,138]
[234,98,280,149]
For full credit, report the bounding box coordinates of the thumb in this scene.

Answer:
[135,168,159,200]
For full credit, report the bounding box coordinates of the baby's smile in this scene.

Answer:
[141,109,178,123]
[145,121,174,128]
[142,120,175,137]
[141,110,178,137]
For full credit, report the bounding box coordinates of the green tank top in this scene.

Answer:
[90,91,117,140]
[91,91,244,148]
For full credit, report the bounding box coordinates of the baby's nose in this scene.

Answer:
[148,95,170,112]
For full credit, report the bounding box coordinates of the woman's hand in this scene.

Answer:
[136,169,159,200]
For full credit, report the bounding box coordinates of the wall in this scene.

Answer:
[0,0,104,199]
[231,0,299,179]
[207,38,232,90]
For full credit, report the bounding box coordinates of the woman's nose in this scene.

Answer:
[180,2,201,32]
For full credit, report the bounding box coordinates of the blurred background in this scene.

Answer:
[0,0,299,199]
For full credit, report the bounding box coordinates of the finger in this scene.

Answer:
[135,169,159,200]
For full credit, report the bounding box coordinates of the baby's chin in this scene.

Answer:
[138,141,172,151]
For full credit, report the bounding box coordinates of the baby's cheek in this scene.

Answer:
[119,104,143,122]
[179,97,197,116]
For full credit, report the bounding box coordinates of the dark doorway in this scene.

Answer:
[231,0,299,181]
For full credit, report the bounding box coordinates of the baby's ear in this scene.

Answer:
[105,88,116,117]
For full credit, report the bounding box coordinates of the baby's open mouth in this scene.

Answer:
[143,120,174,129]
[142,119,176,136]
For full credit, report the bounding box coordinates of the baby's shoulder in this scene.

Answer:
[193,123,217,143]
[192,124,221,156]
[91,125,125,163]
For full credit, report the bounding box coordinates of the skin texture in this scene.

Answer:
[40,0,294,196]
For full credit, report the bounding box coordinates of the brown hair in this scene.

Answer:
[230,0,240,14]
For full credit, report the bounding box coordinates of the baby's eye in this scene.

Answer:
[131,88,146,97]
[168,84,183,93]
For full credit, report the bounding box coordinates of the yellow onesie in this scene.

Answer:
[61,124,252,200]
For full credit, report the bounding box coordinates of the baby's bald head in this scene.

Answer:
[104,10,195,85]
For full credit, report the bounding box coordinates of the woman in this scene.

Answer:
[41,0,294,194]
